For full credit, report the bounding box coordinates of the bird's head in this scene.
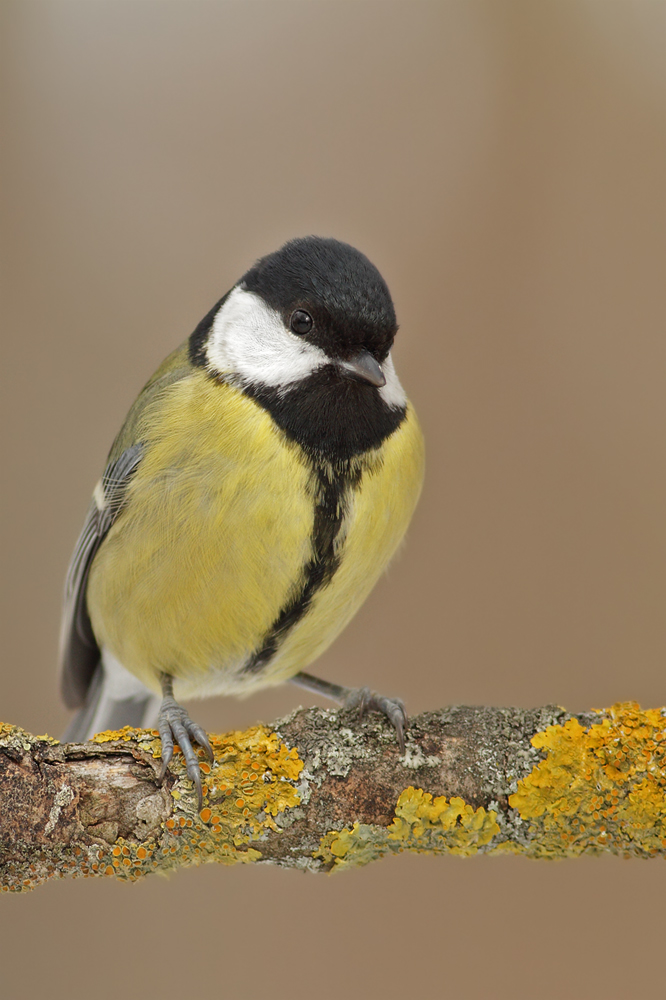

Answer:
[189,237,408,456]
[192,237,405,404]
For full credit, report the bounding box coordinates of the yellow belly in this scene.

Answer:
[86,371,424,699]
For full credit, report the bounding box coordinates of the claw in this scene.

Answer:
[157,716,175,783]
[184,760,204,812]
[187,722,214,763]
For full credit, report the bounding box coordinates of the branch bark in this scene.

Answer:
[2,700,665,891]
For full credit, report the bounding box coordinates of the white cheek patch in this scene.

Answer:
[206,286,408,409]
[205,286,329,391]
[378,353,407,409]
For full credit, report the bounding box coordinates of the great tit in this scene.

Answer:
[60,236,425,807]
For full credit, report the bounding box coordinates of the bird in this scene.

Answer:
[60,236,425,809]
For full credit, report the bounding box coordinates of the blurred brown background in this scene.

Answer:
[1,1,664,997]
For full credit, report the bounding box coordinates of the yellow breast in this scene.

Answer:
[262,406,424,687]
[86,369,424,699]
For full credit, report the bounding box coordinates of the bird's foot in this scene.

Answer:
[343,687,408,752]
[157,679,213,811]
[290,671,408,752]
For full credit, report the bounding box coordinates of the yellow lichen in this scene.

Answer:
[0,723,59,749]
[6,703,666,891]
[317,704,666,868]
[316,823,390,868]
[1,723,304,890]
[316,787,500,869]
[388,787,500,855]
[92,726,162,756]
[98,724,304,875]
[509,702,666,857]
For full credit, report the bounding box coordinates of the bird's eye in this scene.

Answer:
[290,309,313,335]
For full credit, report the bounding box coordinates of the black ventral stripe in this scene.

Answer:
[243,461,362,675]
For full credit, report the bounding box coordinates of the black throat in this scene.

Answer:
[240,365,406,462]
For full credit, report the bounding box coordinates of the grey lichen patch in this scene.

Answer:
[275,706,401,781]
[274,707,352,780]
[400,745,441,770]
[320,726,371,777]
[486,799,532,849]
[44,785,74,836]
[292,775,313,806]
[269,806,306,833]
[289,855,324,873]
[0,723,59,754]
[435,705,571,801]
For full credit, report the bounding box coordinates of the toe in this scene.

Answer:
[156,698,212,809]
[187,721,214,763]
[357,687,372,720]
[170,720,204,810]
[157,722,175,783]
[386,701,407,753]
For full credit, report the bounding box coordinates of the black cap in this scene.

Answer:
[241,236,397,362]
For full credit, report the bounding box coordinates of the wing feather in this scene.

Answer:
[59,443,143,707]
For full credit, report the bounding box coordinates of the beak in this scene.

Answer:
[337,350,386,388]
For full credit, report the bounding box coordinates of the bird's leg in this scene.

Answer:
[157,673,214,811]
[290,671,407,752]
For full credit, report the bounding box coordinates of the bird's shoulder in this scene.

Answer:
[107,340,195,462]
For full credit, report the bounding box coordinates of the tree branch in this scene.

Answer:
[2,700,665,891]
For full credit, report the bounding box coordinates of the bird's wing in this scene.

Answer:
[59,340,198,708]
[59,442,144,708]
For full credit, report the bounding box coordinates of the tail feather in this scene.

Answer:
[62,652,160,743]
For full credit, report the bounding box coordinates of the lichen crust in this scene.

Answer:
[316,787,501,869]
[5,702,666,889]
[0,722,59,750]
[508,702,666,858]
[1,724,303,891]
[124,724,303,874]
